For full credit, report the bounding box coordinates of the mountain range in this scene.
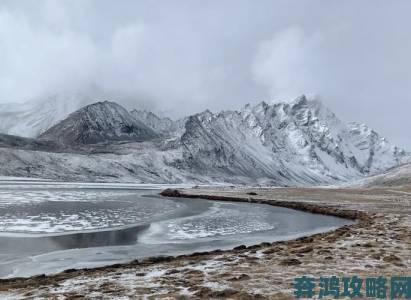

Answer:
[0,95,408,185]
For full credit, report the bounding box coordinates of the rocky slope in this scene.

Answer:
[346,122,405,173]
[0,133,68,152]
[130,110,186,137]
[356,162,411,187]
[174,96,407,184]
[39,101,158,145]
[0,96,408,185]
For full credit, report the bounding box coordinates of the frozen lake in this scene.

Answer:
[0,180,353,278]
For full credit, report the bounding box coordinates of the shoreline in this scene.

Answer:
[160,188,367,220]
[0,186,409,299]
[0,190,360,281]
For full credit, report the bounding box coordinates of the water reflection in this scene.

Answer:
[1,224,149,255]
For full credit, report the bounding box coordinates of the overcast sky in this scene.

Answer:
[0,0,410,148]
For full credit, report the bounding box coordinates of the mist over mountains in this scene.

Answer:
[0,95,408,185]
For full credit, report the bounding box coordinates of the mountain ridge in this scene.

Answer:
[39,101,158,145]
[0,95,408,185]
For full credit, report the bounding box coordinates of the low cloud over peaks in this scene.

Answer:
[252,27,323,103]
[1,0,411,148]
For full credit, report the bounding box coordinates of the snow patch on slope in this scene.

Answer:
[0,95,407,186]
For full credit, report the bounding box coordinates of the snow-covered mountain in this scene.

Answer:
[346,122,405,173]
[0,94,93,138]
[39,101,158,145]
[130,110,186,137]
[0,95,408,185]
[172,95,407,184]
[353,162,411,187]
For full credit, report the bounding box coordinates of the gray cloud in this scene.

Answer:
[0,0,410,148]
[252,27,324,102]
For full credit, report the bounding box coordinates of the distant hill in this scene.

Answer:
[359,163,411,187]
[39,101,158,145]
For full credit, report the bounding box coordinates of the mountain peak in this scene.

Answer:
[291,94,308,107]
[82,100,120,110]
[39,101,158,145]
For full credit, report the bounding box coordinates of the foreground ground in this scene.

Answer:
[0,186,410,299]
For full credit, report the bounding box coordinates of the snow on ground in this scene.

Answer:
[0,176,47,181]
[1,186,410,299]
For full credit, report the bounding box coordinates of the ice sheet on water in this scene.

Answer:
[0,184,183,234]
[168,202,277,239]
[140,202,278,242]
